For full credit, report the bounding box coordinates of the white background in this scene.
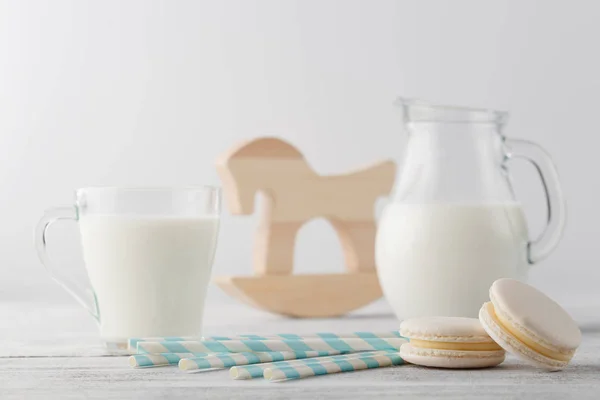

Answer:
[0,0,598,309]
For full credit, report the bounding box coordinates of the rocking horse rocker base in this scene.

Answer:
[215,273,382,318]
[215,137,395,318]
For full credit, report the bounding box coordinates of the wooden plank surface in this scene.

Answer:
[1,300,599,399]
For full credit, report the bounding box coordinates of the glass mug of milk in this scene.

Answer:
[376,99,565,319]
[35,187,220,348]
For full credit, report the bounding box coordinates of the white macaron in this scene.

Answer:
[479,278,581,371]
[399,316,506,369]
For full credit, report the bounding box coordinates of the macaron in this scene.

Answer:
[399,317,505,369]
[479,278,581,371]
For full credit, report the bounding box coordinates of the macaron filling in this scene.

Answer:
[484,302,574,362]
[409,339,502,352]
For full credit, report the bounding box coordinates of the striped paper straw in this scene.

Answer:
[137,337,407,355]
[128,337,200,351]
[179,350,344,372]
[204,332,402,341]
[230,350,398,380]
[264,352,404,382]
[129,332,402,350]
[128,352,208,368]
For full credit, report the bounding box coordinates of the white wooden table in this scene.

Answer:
[1,300,599,399]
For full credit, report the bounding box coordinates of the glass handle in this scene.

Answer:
[505,139,566,264]
[35,206,100,321]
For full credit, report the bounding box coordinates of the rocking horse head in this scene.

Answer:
[216,137,308,215]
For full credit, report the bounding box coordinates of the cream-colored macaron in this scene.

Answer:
[399,317,506,369]
[479,278,581,371]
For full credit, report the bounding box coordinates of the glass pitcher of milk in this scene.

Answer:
[376,99,565,319]
[35,187,220,349]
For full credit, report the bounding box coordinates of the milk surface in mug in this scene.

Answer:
[79,214,219,342]
[376,203,529,318]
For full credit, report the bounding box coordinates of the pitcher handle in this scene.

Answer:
[35,206,100,321]
[505,139,566,264]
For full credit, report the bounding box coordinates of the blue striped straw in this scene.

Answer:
[128,332,402,350]
[204,332,402,341]
[179,350,344,372]
[128,337,200,351]
[137,337,407,355]
[264,352,404,382]
[128,352,209,368]
[230,350,398,379]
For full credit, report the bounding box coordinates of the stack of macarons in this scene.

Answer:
[399,278,581,371]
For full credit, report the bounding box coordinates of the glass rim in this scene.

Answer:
[396,97,509,125]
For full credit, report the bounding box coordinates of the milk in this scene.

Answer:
[79,215,219,342]
[376,203,529,319]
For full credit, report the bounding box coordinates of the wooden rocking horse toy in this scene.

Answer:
[214,137,395,317]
